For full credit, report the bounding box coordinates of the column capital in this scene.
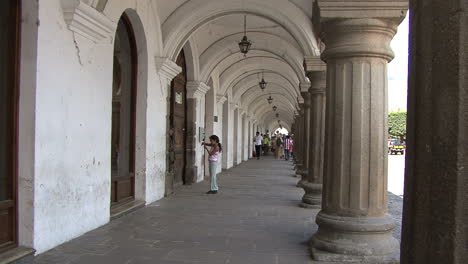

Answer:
[300,82,311,93]
[314,0,408,62]
[62,1,117,43]
[316,0,408,20]
[304,56,327,73]
[216,95,227,104]
[155,57,182,82]
[186,81,210,99]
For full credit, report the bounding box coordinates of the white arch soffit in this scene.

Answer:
[265,115,293,129]
[269,122,292,133]
[199,32,304,82]
[241,87,297,112]
[162,0,319,60]
[103,0,164,55]
[247,92,296,115]
[234,75,297,103]
[183,38,200,81]
[256,106,295,123]
[229,70,300,103]
[220,58,302,96]
[205,51,306,92]
[255,102,295,122]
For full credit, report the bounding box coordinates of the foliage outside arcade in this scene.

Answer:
[388,111,407,139]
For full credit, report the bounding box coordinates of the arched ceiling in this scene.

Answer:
[157,0,319,130]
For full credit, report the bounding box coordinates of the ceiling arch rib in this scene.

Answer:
[199,32,304,83]
[219,56,305,89]
[254,101,295,122]
[249,97,295,114]
[241,88,297,113]
[228,70,302,104]
[219,58,302,97]
[265,113,293,129]
[162,0,319,60]
[233,74,298,103]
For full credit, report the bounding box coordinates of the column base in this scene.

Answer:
[310,212,399,263]
[296,168,308,187]
[300,182,322,209]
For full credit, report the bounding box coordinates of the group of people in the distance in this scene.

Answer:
[254,132,294,160]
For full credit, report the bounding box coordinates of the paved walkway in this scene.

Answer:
[33,156,402,264]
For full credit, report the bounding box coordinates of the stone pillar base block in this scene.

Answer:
[311,247,399,264]
[301,182,322,208]
[299,202,321,209]
[310,212,399,263]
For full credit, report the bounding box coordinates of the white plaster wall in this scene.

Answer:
[34,3,112,253]
[32,0,167,254]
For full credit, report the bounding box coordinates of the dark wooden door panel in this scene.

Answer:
[110,15,137,206]
[169,50,187,191]
[0,0,19,252]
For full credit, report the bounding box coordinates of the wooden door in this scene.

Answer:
[110,15,137,206]
[169,51,187,191]
[0,0,20,252]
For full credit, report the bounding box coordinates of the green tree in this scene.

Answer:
[388,111,407,139]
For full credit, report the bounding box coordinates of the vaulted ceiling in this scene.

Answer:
[158,0,319,130]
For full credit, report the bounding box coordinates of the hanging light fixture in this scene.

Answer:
[273,105,277,111]
[238,15,252,56]
[259,71,267,91]
[267,95,273,104]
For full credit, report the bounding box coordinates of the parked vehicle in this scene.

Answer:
[389,142,406,155]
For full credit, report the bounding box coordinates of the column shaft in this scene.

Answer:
[301,69,326,208]
[310,1,407,262]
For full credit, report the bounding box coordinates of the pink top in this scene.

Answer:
[209,146,220,162]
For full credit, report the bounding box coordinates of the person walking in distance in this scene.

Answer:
[284,135,292,161]
[202,135,222,194]
[255,132,263,160]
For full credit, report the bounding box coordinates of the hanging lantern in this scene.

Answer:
[273,105,277,111]
[238,15,252,56]
[259,71,267,91]
[267,96,273,104]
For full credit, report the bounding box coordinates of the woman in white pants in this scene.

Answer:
[203,135,222,194]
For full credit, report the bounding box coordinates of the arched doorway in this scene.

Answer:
[167,51,187,194]
[0,0,20,252]
[110,15,138,207]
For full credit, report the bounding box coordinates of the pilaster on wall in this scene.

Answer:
[62,0,116,43]
[185,81,210,183]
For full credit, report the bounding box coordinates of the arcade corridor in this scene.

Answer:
[33,157,402,264]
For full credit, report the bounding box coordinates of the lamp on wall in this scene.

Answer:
[259,71,267,91]
[238,15,252,56]
[273,105,277,111]
[267,95,273,104]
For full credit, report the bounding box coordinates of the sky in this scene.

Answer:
[388,15,409,112]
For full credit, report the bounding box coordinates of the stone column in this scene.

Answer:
[294,108,304,176]
[300,57,326,208]
[401,0,468,263]
[297,89,311,186]
[310,1,408,262]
